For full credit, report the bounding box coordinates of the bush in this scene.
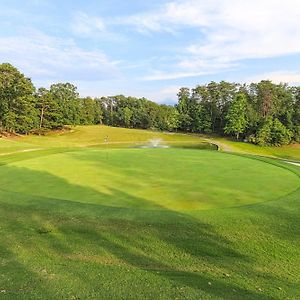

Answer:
[293,125,300,143]
[250,117,292,146]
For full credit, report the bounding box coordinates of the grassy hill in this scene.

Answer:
[1,125,299,160]
[0,126,299,299]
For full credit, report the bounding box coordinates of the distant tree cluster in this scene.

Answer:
[0,63,299,146]
[0,63,177,135]
[100,95,179,131]
[177,81,300,146]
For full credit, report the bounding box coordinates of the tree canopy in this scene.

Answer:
[0,63,299,146]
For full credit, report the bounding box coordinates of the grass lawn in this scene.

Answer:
[19,125,205,148]
[0,126,299,299]
[209,136,300,161]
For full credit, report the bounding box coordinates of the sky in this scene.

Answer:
[1,0,300,103]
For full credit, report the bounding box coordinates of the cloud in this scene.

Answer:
[141,57,236,81]
[154,85,182,103]
[73,78,181,104]
[246,71,300,85]
[119,1,212,33]
[142,70,213,81]
[70,11,127,42]
[71,12,106,36]
[122,0,300,80]
[0,29,120,82]
[2,0,300,103]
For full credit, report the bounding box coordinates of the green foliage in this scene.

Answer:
[79,97,103,125]
[180,81,298,146]
[293,125,300,143]
[36,87,62,131]
[292,94,300,142]
[0,63,37,133]
[164,106,180,131]
[272,118,293,145]
[224,93,247,139]
[122,107,133,128]
[49,82,80,126]
[99,95,179,131]
[176,87,193,131]
[0,63,299,147]
[250,117,293,146]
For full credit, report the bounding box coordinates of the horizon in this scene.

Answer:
[1,0,300,104]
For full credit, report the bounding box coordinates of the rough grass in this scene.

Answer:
[19,125,205,148]
[1,125,299,160]
[0,126,299,299]
[210,137,300,161]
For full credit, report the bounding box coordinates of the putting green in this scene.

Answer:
[1,148,299,211]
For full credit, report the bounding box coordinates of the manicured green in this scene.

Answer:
[1,149,298,211]
[0,126,299,300]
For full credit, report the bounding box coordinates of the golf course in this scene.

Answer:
[0,125,299,299]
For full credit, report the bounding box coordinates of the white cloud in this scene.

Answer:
[123,0,300,80]
[142,70,213,81]
[120,1,213,33]
[246,71,300,85]
[154,85,182,103]
[72,79,181,104]
[2,1,300,103]
[0,29,120,82]
[71,12,106,36]
[130,85,182,104]
[142,57,236,81]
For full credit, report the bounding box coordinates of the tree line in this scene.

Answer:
[0,63,299,146]
[177,81,299,145]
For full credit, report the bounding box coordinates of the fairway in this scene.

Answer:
[0,149,299,211]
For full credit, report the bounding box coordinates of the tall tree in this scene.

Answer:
[50,83,80,126]
[176,88,192,131]
[224,93,248,139]
[79,97,102,125]
[36,87,62,131]
[0,63,37,133]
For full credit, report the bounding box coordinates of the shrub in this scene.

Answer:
[250,117,292,146]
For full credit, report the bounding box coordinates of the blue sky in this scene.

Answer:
[1,0,300,103]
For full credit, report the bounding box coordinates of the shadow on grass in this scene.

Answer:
[0,163,297,299]
[0,243,59,299]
